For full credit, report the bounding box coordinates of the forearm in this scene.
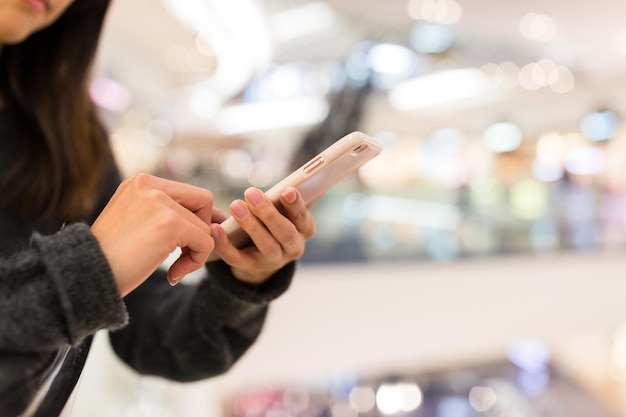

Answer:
[0,223,128,414]
[0,223,127,350]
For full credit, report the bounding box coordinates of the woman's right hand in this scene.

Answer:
[91,174,215,296]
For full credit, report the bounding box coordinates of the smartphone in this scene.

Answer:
[210,131,382,258]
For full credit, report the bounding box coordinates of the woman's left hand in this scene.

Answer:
[210,186,316,285]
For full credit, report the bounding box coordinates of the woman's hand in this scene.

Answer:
[91,174,215,296]
[210,187,316,285]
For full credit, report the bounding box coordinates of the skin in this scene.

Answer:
[91,174,217,296]
[0,0,75,44]
[0,0,317,296]
[212,186,316,285]
[92,174,315,296]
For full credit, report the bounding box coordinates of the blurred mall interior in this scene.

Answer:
[69,0,626,415]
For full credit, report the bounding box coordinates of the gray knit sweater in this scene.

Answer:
[0,112,295,417]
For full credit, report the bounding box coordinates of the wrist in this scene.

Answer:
[230,266,275,286]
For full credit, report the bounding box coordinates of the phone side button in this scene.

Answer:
[303,156,325,174]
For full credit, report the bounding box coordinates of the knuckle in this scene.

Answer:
[290,244,305,259]
[264,242,283,260]
[305,223,316,240]
[165,241,178,254]
[283,227,300,243]
[158,209,180,229]
[146,188,168,205]
[256,207,280,223]
[129,173,153,187]
[121,173,155,194]
[281,235,306,259]
[119,175,135,191]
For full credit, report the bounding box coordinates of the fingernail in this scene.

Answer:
[281,187,297,204]
[245,188,264,207]
[211,225,222,240]
[231,200,248,218]
[169,276,183,286]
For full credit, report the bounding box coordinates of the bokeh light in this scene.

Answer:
[549,66,575,93]
[368,43,419,89]
[247,161,274,187]
[519,13,557,42]
[348,386,376,413]
[483,122,524,153]
[145,119,174,147]
[507,340,551,373]
[375,383,423,415]
[532,157,563,182]
[468,386,497,412]
[494,62,520,89]
[220,148,253,182]
[410,22,455,54]
[564,146,606,175]
[509,180,549,220]
[536,132,566,164]
[407,0,463,24]
[90,76,132,112]
[579,110,620,142]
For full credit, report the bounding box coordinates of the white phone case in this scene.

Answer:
[210,131,382,259]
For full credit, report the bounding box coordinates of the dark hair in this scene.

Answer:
[0,0,113,225]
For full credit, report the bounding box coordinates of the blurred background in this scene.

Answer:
[71,0,626,415]
[93,0,626,263]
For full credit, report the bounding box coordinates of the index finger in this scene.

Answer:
[130,174,214,224]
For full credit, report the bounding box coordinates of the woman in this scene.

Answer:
[0,0,316,416]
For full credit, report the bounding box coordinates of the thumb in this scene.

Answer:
[167,243,214,285]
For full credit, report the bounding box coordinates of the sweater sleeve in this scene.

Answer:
[0,222,127,352]
[108,259,295,381]
[0,223,128,407]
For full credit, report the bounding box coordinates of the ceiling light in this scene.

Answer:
[389,68,497,112]
[368,43,417,76]
[270,2,337,43]
[213,97,329,135]
[368,43,419,89]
